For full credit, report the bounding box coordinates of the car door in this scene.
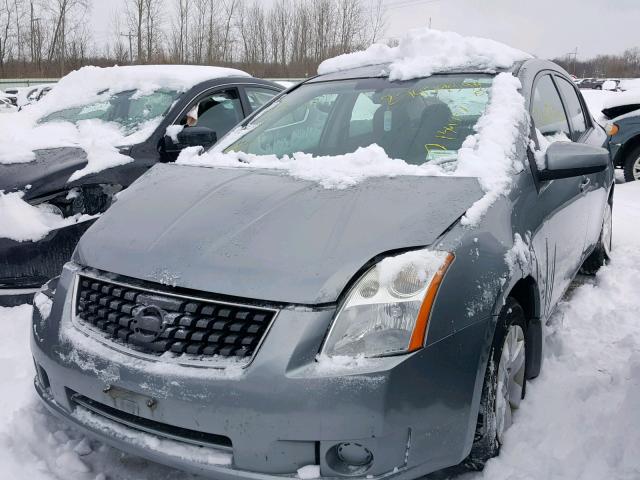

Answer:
[528,73,590,312]
[554,74,609,251]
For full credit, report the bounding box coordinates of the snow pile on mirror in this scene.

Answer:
[178,72,528,225]
[0,191,95,242]
[318,28,531,81]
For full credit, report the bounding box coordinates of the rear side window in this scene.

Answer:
[531,75,571,139]
[233,93,339,156]
[348,92,380,139]
[245,87,278,111]
[555,77,587,141]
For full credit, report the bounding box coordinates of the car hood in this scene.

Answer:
[75,164,484,305]
[0,147,87,199]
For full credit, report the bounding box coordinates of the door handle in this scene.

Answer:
[580,176,591,192]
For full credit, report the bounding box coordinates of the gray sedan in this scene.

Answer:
[31,58,613,479]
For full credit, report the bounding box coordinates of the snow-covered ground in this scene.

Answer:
[1,181,639,479]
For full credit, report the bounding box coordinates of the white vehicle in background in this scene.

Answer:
[0,96,17,113]
[22,84,53,106]
[2,84,55,108]
[3,88,18,106]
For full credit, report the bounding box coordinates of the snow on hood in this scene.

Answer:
[0,64,250,169]
[317,28,532,81]
[177,72,528,226]
[602,90,640,111]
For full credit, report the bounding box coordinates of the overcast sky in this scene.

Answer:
[90,0,640,61]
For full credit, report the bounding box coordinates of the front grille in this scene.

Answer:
[75,274,277,359]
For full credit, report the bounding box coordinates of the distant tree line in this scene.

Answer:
[553,48,640,79]
[0,0,386,78]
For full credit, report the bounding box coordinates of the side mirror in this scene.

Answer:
[538,142,610,181]
[165,126,217,152]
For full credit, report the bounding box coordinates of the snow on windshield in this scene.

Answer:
[178,71,528,226]
[317,28,531,81]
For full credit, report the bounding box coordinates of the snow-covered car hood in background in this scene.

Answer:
[74,163,484,304]
[0,147,87,197]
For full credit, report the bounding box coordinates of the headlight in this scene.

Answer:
[321,250,454,358]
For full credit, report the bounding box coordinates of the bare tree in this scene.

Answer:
[0,0,13,72]
[220,0,238,62]
[124,0,143,61]
[337,0,363,54]
[46,0,88,74]
[169,0,188,63]
[143,0,162,62]
[0,0,394,78]
[367,0,386,44]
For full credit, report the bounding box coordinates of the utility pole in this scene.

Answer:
[120,32,136,63]
[566,47,578,76]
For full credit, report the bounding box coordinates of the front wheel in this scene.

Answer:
[623,146,640,182]
[465,298,527,470]
[581,201,612,275]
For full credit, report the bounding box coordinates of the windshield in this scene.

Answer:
[38,89,180,134]
[225,74,493,166]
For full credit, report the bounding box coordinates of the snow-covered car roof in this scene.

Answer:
[601,90,640,120]
[317,29,532,81]
[34,64,250,118]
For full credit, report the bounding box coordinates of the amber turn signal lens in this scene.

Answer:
[408,253,455,352]
[605,123,619,136]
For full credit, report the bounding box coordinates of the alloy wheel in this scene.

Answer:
[633,156,640,181]
[495,324,526,443]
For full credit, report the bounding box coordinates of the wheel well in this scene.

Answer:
[508,276,539,321]
[609,184,614,205]
[508,277,543,379]
[614,134,640,168]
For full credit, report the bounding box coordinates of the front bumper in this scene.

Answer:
[0,220,93,290]
[31,265,490,479]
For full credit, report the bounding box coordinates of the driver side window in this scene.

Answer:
[179,88,243,139]
[531,75,571,141]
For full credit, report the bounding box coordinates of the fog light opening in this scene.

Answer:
[35,362,51,391]
[326,442,373,476]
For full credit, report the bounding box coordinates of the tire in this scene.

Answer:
[465,298,527,471]
[581,200,612,275]
[623,145,640,182]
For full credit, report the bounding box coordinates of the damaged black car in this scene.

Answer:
[0,65,283,305]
